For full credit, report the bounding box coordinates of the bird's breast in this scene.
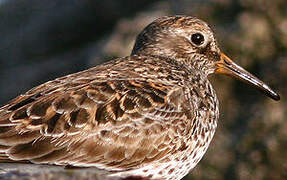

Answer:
[186,74,219,130]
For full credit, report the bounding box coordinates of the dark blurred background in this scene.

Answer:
[0,0,286,179]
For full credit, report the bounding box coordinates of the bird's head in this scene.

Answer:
[132,15,280,101]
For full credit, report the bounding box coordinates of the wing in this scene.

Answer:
[0,71,194,170]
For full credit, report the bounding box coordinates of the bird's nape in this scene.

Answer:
[215,52,280,101]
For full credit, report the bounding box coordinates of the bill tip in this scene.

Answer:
[273,94,280,101]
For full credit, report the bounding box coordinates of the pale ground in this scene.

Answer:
[0,163,116,180]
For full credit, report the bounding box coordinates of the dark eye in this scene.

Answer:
[191,33,205,46]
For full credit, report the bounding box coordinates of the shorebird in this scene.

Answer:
[0,16,280,180]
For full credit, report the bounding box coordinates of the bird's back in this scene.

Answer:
[0,55,218,179]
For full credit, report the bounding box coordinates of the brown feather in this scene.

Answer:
[0,16,225,180]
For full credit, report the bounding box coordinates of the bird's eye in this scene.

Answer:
[191,33,205,46]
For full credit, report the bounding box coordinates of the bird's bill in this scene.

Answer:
[215,53,280,101]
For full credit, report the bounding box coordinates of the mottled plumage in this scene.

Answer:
[0,16,279,180]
